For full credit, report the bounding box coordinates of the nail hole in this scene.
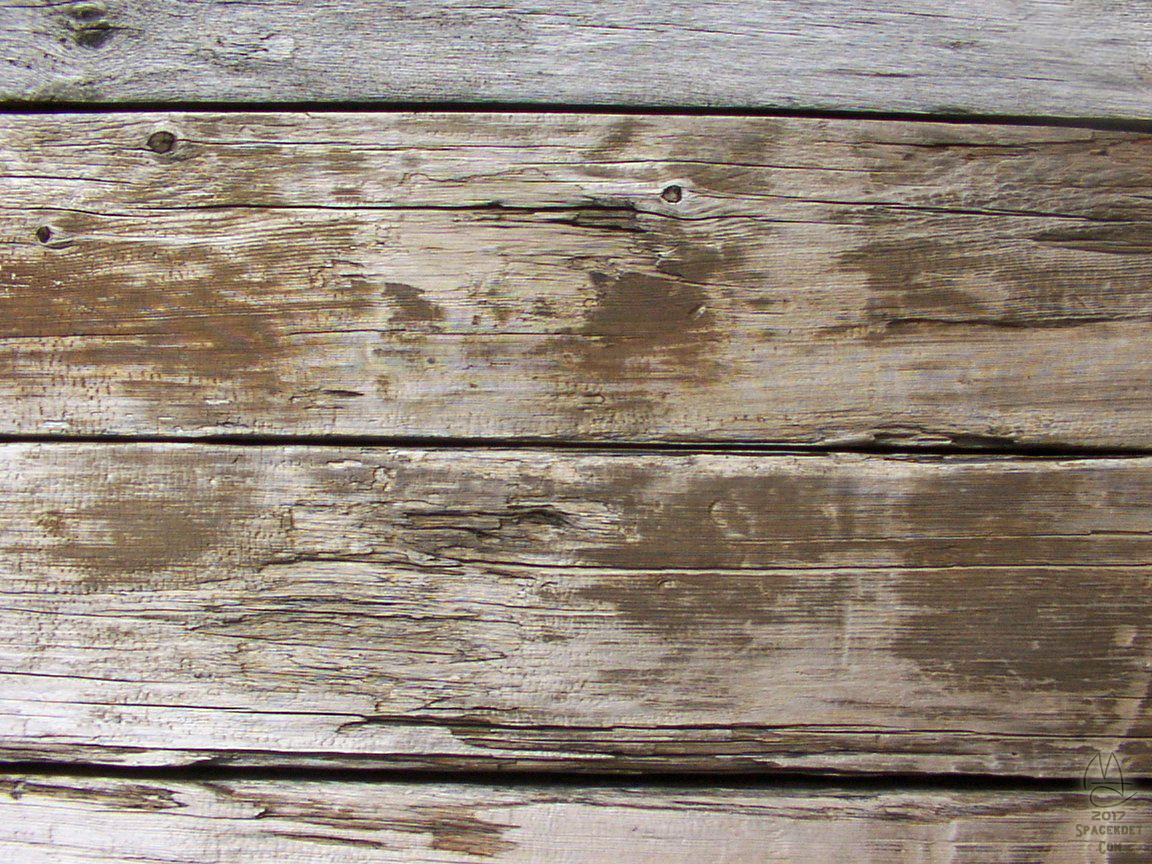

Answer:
[661,184,683,203]
[147,131,177,154]
[35,226,53,244]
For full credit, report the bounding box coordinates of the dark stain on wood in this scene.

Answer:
[894,568,1151,698]
[0,254,280,387]
[569,469,851,647]
[223,785,516,858]
[388,455,1152,572]
[674,161,774,201]
[383,281,445,328]
[576,571,849,653]
[891,464,1152,568]
[578,468,844,570]
[655,242,745,285]
[681,120,788,166]
[331,185,366,203]
[552,462,1152,696]
[59,2,118,50]
[266,831,394,851]
[413,805,517,859]
[38,448,251,588]
[0,777,180,811]
[0,213,377,407]
[840,237,987,327]
[836,233,1152,335]
[542,268,726,414]
[586,118,643,162]
[1029,223,1152,256]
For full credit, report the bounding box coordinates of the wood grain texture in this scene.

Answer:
[2,443,1150,775]
[3,774,1145,864]
[5,112,1152,446]
[4,1,1152,119]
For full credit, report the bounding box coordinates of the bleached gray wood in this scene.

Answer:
[5,112,1152,447]
[2,443,1151,775]
[3,1,1152,119]
[1,774,1140,863]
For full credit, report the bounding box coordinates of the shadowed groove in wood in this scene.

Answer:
[12,104,1152,135]
[3,433,1152,456]
[0,760,1109,788]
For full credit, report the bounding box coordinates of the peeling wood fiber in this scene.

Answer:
[3,0,1152,120]
[4,113,1152,446]
[2,443,1151,775]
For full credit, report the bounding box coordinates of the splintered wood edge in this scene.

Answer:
[0,774,1145,863]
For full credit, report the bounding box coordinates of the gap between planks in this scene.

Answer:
[7,103,1152,136]
[0,762,1098,791]
[4,432,1152,458]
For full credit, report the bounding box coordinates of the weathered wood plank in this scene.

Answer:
[3,1,1152,119]
[2,774,1143,863]
[4,112,1152,446]
[2,443,1150,774]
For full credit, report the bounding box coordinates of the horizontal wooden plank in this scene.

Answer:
[2,774,1142,863]
[5,113,1152,446]
[3,1,1152,119]
[2,443,1150,774]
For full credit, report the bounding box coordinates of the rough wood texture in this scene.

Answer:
[2,443,1150,774]
[3,1,1152,119]
[3,774,1145,863]
[5,112,1152,446]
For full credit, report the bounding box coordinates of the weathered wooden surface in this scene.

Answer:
[3,1,1152,120]
[5,113,1152,446]
[1,443,1149,774]
[3,774,1144,863]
